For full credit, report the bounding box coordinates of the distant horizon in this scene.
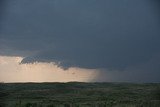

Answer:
[1,81,160,84]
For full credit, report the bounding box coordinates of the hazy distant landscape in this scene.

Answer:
[0,82,160,107]
[0,1,160,107]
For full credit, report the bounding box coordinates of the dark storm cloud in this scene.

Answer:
[0,0,160,77]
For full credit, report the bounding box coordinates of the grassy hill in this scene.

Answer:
[0,82,160,107]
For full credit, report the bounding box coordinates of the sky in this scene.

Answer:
[0,0,160,82]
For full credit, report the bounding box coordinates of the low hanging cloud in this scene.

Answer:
[0,56,98,82]
[0,0,160,82]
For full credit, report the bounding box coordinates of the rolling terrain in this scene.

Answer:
[0,82,160,107]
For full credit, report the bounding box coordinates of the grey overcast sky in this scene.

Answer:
[0,0,160,82]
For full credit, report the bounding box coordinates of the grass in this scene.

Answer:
[0,82,160,107]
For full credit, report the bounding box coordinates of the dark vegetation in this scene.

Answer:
[0,82,160,107]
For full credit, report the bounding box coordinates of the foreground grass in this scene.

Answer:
[0,82,160,107]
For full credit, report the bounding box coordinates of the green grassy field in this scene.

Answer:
[0,82,160,107]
